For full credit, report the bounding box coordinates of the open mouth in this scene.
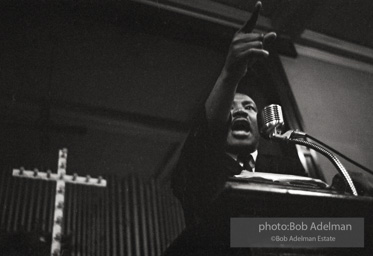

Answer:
[231,118,251,137]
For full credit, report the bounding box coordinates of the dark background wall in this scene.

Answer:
[0,2,229,178]
[0,1,296,180]
[282,48,373,183]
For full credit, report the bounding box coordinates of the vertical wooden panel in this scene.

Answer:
[12,177,23,231]
[82,185,88,256]
[6,176,17,231]
[65,183,72,236]
[34,179,43,231]
[117,178,125,256]
[162,187,173,248]
[75,184,81,256]
[110,177,117,256]
[124,177,132,256]
[131,175,141,256]
[71,183,78,256]
[40,180,48,232]
[47,182,55,233]
[104,177,111,256]
[175,196,184,236]
[139,178,148,256]
[167,188,177,240]
[88,187,93,256]
[0,171,6,214]
[145,182,155,256]
[99,186,107,255]
[94,189,98,256]
[1,172,10,227]
[0,170,185,256]
[156,180,167,253]
[26,180,36,231]
[150,180,162,256]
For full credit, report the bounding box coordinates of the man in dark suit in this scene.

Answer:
[171,91,307,228]
[165,2,306,255]
[171,0,305,228]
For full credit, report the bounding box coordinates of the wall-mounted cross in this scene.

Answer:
[12,148,107,256]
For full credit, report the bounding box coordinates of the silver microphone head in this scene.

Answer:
[260,104,284,139]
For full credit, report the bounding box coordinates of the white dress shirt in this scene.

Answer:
[226,150,258,174]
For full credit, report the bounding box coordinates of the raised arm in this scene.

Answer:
[205,1,276,129]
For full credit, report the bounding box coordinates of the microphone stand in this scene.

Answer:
[270,129,358,196]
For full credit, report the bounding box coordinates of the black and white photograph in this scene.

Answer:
[1,0,373,255]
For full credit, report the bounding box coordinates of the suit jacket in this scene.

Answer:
[166,111,307,256]
[171,111,306,227]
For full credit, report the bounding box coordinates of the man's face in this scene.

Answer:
[225,93,260,154]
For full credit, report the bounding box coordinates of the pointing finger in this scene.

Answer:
[263,32,277,46]
[240,1,262,33]
[240,48,269,59]
[236,41,264,52]
[233,33,265,43]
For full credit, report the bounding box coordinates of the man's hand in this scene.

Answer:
[205,1,276,128]
[223,1,276,80]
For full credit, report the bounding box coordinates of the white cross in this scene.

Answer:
[12,148,107,256]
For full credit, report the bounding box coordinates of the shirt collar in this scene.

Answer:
[226,150,258,162]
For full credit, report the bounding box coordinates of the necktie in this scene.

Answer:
[237,154,255,172]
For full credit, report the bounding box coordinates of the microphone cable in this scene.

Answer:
[304,134,373,176]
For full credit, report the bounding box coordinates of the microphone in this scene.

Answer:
[260,104,284,139]
[259,104,358,195]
